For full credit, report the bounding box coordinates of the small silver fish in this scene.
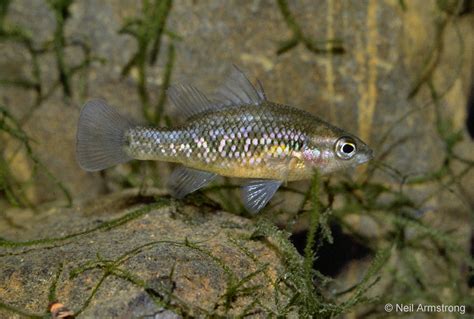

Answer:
[76,66,373,213]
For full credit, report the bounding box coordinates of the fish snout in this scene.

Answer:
[356,148,374,164]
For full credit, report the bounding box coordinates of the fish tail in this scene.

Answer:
[76,99,132,171]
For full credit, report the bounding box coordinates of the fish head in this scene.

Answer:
[301,126,373,174]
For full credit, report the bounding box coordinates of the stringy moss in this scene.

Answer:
[275,0,345,55]
[67,237,273,317]
[252,219,394,318]
[0,106,72,208]
[0,302,43,319]
[119,0,177,125]
[69,240,190,316]
[0,0,101,208]
[0,0,102,109]
[48,0,74,97]
[116,0,179,189]
[0,199,169,249]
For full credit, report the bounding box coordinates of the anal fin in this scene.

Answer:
[241,179,282,214]
[169,166,217,199]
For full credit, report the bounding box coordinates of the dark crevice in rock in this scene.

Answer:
[290,223,373,278]
[466,78,474,139]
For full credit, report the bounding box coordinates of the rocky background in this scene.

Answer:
[0,0,473,318]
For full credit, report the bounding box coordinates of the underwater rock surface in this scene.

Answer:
[0,191,295,318]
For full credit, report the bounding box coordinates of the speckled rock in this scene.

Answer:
[0,190,295,318]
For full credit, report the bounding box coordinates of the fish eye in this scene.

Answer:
[335,137,357,160]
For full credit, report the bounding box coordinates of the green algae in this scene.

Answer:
[276,0,345,55]
[0,106,72,208]
[0,199,169,249]
[70,240,190,316]
[119,0,177,125]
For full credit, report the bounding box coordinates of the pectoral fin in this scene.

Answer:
[241,179,282,214]
[169,166,217,199]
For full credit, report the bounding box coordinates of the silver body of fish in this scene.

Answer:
[76,66,373,213]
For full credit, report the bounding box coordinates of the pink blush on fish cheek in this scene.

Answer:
[302,148,328,167]
[302,148,319,161]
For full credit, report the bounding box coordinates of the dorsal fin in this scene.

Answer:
[212,65,266,106]
[167,65,266,119]
[167,83,218,119]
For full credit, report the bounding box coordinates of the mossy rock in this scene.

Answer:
[0,191,297,318]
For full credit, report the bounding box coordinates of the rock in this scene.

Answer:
[0,190,295,318]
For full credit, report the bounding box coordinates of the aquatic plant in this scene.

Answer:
[0,0,101,111]
[119,0,177,125]
[276,0,345,55]
[0,106,71,209]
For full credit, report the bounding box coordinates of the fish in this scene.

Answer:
[76,66,373,213]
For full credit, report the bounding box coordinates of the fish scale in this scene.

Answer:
[125,102,312,181]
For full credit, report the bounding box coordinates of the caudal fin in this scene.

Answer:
[76,99,132,171]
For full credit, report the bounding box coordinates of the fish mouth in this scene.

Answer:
[356,150,374,164]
